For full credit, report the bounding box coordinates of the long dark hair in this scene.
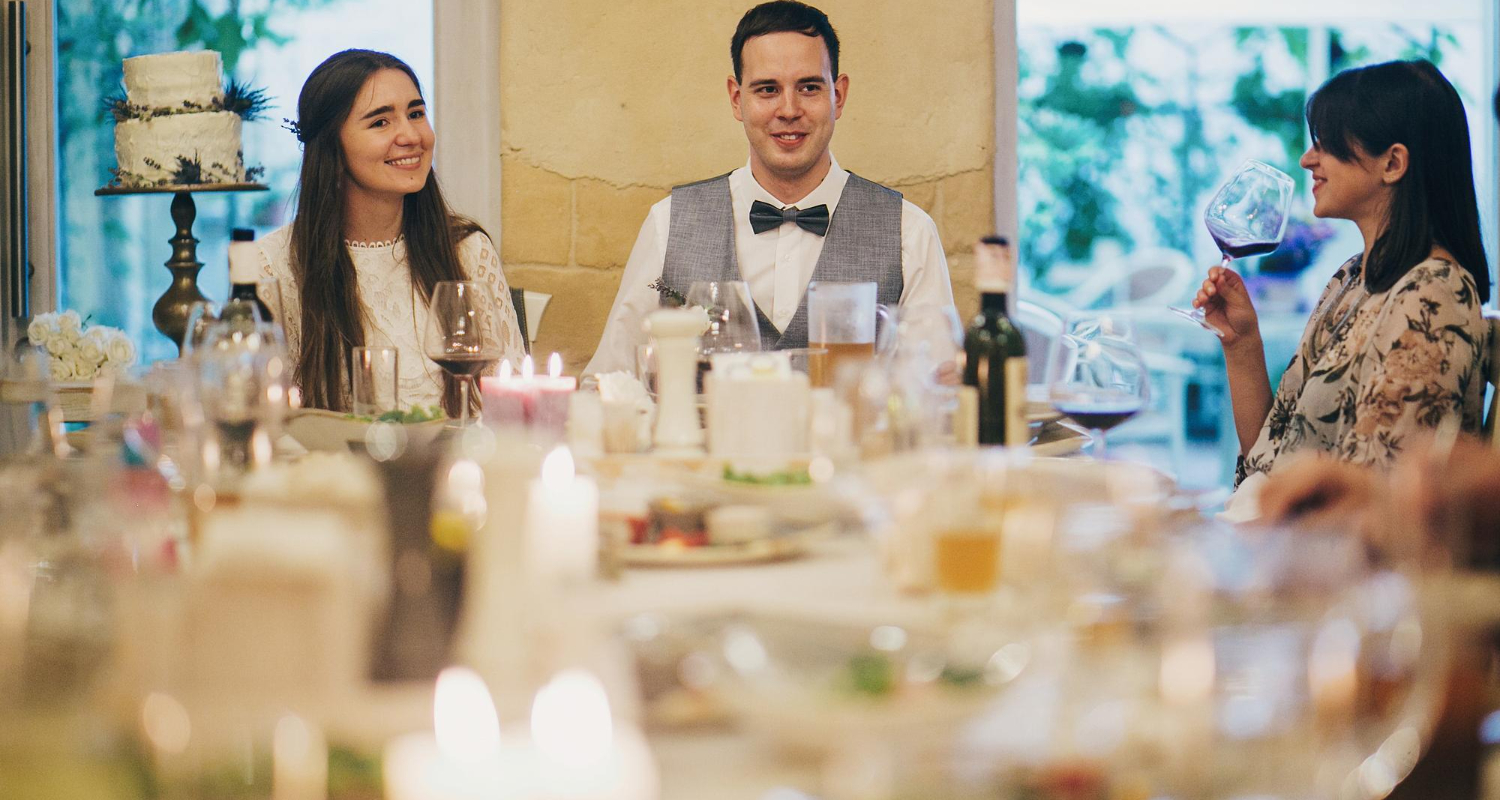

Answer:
[1305,59,1490,303]
[290,49,482,416]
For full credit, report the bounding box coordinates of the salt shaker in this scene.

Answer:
[646,308,706,455]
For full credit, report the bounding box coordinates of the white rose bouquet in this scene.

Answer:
[26,311,137,381]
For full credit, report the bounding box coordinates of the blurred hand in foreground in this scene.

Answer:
[1260,435,1500,567]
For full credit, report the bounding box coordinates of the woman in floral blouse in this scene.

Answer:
[1193,59,1490,487]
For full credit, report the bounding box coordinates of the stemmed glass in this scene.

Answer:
[181,301,221,358]
[1045,313,1150,458]
[191,321,289,491]
[424,281,500,427]
[1170,159,1296,336]
[686,280,762,356]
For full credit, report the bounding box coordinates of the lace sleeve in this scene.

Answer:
[458,232,527,373]
[1337,261,1484,467]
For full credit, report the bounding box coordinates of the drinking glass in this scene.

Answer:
[1044,313,1150,458]
[191,322,290,493]
[807,281,887,388]
[1170,159,1296,336]
[890,305,963,379]
[0,344,66,458]
[686,280,761,355]
[423,281,500,427]
[181,301,221,358]
[351,346,400,418]
[1151,520,1440,800]
[634,343,657,396]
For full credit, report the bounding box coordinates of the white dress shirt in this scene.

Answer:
[584,156,954,376]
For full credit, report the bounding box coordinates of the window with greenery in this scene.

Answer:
[55,0,433,363]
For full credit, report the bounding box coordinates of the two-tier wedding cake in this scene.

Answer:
[108,50,267,188]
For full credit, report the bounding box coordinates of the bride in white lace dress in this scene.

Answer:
[257,49,524,415]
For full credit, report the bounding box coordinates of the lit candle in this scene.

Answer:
[531,353,577,442]
[480,359,533,429]
[531,670,657,800]
[526,447,599,585]
[383,667,534,800]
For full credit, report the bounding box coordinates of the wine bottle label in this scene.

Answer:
[1004,356,1028,448]
[974,239,1016,294]
[228,241,259,284]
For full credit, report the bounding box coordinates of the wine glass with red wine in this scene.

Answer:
[424,280,500,427]
[1045,314,1150,459]
[1170,159,1295,336]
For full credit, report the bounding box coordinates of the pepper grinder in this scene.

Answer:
[646,308,706,456]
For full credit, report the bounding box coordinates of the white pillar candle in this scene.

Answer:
[527,447,599,586]
[383,667,538,800]
[455,431,539,714]
[531,669,658,800]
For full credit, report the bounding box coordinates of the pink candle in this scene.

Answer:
[480,359,534,429]
[531,353,576,441]
[479,354,574,438]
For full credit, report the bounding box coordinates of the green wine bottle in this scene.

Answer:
[962,236,1028,447]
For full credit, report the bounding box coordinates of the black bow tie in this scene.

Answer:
[749,200,830,236]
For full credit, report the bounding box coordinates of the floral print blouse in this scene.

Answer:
[1237,254,1486,486]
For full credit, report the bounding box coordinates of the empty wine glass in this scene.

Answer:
[686,280,761,355]
[1045,313,1150,458]
[424,281,500,428]
[1171,159,1296,336]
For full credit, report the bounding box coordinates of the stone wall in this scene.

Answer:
[499,1,996,371]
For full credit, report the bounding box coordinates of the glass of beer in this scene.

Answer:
[807,281,884,388]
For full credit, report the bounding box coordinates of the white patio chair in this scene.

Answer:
[1062,246,1197,310]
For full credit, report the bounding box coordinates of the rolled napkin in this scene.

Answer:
[704,352,810,458]
[597,371,654,454]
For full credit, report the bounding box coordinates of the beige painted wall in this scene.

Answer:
[500,1,996,371]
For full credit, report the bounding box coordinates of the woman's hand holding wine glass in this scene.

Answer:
[1170,159,1295,338]
[1191,265,1261,349]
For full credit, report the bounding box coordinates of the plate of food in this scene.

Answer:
[614,490,834,568]
[285,405,447,453]
[710,614,1024,753]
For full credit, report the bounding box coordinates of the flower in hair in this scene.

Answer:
[281,117,305,142]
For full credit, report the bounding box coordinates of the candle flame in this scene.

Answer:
[500,359,513,380]
[548,352,563,378]
[531,669,613,769]
[433,666,502,763]
[522,355,535,380]
[541,446,575,486]
[141,692,192,755]
[1160,636,1215,706]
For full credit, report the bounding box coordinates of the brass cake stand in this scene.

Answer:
[94,182,269,354]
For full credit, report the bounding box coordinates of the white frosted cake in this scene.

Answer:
[109,50,263,187]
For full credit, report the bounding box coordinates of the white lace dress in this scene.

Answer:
[257,226,526,410]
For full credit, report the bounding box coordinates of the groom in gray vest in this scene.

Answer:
[585,0,954,375]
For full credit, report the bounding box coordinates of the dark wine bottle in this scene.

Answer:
[228,227,272,323]
[962,235,1028,447]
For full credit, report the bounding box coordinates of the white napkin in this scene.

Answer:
[1218,470,1268,524]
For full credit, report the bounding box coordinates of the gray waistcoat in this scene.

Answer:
[661,172,903,350]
